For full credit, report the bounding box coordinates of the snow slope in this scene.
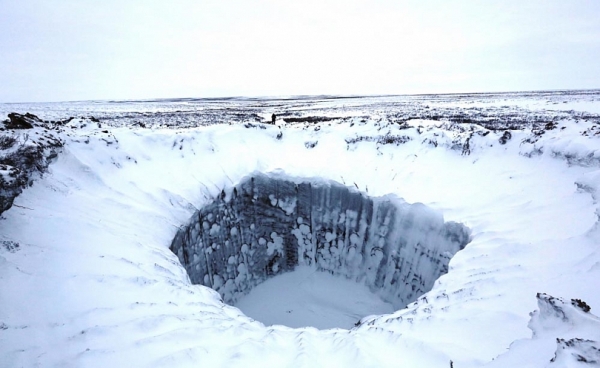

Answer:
[1,91,600,367]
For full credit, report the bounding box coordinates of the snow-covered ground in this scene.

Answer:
[235,266,395,330]
[1,91,600,367]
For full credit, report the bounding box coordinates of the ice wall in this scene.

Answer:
[170,173,470,309]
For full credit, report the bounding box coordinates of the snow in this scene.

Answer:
[234,265,395,329]
[0,166,15,185]
[485,294,600,367]
[1,91,600,367]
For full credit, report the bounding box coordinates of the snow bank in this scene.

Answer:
[485,293,600,367]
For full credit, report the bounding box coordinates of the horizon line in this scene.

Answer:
[2,87,600,105]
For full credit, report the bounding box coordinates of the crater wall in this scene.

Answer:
[170,173,470,309]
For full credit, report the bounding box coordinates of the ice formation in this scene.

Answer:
[171,173,470,309]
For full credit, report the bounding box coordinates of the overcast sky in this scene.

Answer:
[1,0,599,102]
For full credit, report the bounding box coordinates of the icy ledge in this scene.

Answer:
[171,173,470,310]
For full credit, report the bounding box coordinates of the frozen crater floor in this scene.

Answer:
[235,266,394,329]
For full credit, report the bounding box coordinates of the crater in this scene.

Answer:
[170,173,470,329]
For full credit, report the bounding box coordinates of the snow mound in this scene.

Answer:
[486,293,600,367]
[576,170,600,202]
[551,338,600,366]
[529,294,598,338]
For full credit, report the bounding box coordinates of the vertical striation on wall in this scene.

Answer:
[170,173,470,309]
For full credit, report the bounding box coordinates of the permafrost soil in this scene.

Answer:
[171,174,469,327]
[171,174,469,325]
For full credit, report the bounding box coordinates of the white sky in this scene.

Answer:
[1,0,599,103]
